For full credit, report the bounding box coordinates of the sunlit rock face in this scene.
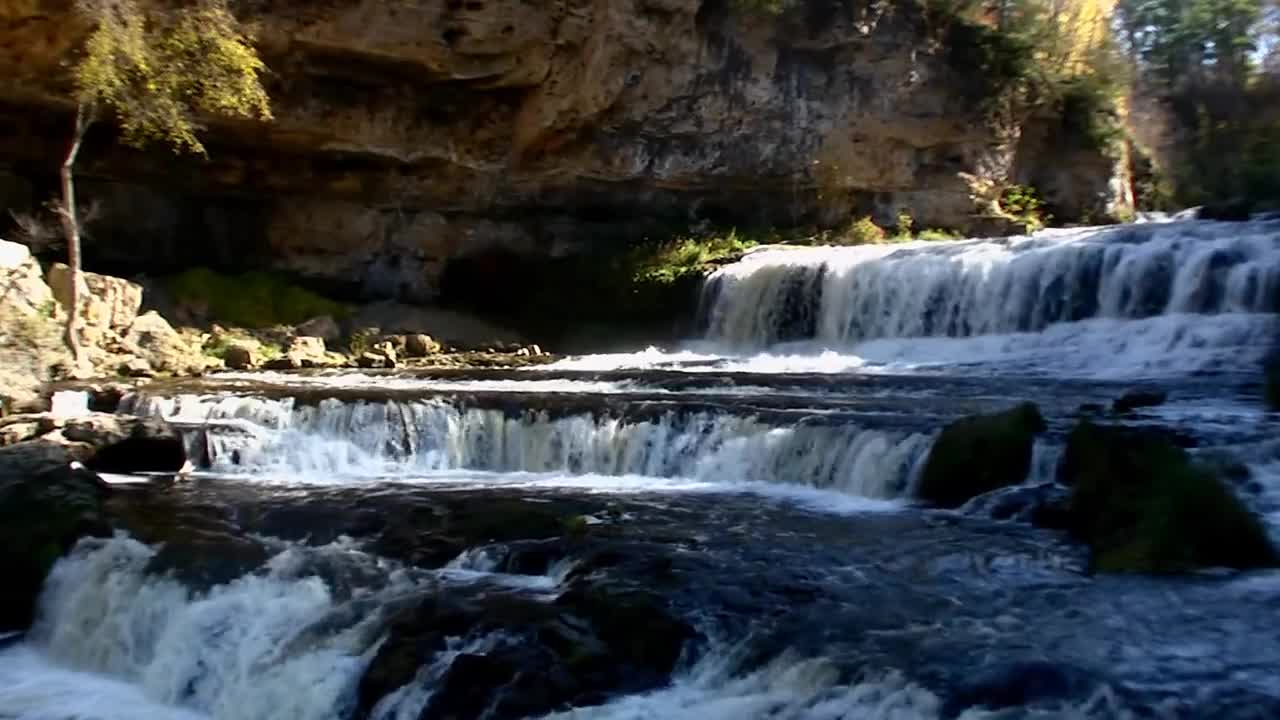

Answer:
[0,0,1128,300]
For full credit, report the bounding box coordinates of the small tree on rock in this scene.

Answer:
[60,0,272,372]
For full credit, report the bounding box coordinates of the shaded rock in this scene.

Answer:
[356,351,394,369]
[0,439,109,630]
[295,315,341,344]
[403,333,440,358]
[1198,199,1254,222]
[1264,352,1280,411]
[941,661,1098,718]
[1112,389,1167,414]
[263,354,303,370]
[223,344,256,370]
[1059,421,1278,573]
[957,482,1072,529]
[358,582,694,720]
[916,402,1047,508]
[125,311,206,375]
[60,414,186,474]
[119,356,155,378]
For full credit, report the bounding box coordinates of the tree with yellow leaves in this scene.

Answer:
[59,0,272,371]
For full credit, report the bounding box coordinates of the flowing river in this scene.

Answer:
[4,218,1280,719]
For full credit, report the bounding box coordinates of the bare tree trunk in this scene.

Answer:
[58,103,92,375]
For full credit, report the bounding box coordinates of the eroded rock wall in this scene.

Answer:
[0,0,1130,302]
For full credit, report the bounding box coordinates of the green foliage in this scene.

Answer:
[917,228,963,241]
[167,268,349,329]
[893,211,914,240]
[833,216,887,245]
[74,0,272,154]
[999,184,1049,231]
[627,230,759,286]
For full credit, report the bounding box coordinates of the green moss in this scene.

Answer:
[1062,421,1278,574]
[916,402,1046,508]
[918,228,963,241]
[167,268,350,329]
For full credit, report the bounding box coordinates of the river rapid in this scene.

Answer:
[4,218,1280,719]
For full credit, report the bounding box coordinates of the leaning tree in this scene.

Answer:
[59,0,272,371]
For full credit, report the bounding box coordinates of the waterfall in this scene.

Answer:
[0,535,402,720]
[123,392,933,498]
[701,221,1280,349]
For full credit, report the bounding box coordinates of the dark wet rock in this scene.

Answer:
[404,334,441,358]
[941,660,1098,717]
[1076,402,1105,415]
[1112,389,1168,414]
[358,581,695,720]
[1058,421,1278,573]
[61,415,186,474]
[916,402,1047,508]
[1264,352,1280,411]
[85,383,130,413]
[223,344,256,370]
[1198,199,1254,222]
[958,482,1072,529]
[0,440,110,631]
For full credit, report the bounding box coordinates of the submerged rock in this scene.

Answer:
[941,660,1098,718]
[1059,421,1278,573]
[916,402,1047,508]
[357,581,694,720]
[0,440,109,630]
[1112,389,1168,414]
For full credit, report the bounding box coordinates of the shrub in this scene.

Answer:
[833,217,886,245]
[893,211,915,240]
[167,268,349,329]
[918,228,963,241]
[999,184,1049,231]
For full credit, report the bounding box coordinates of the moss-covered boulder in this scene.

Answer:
[0,440,110,631]
[916,402,1047,508]
[1059,421,1278,574]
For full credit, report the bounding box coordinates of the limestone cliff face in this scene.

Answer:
[0,0,1130,302]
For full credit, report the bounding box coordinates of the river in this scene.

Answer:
[3,218,1280,719]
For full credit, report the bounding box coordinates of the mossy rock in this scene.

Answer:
[167,268,350,329]
[1059,421,1278,574]
[0,440,110,631]
[916,402,1047,508]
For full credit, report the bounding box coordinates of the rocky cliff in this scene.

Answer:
[0,0,1131,304]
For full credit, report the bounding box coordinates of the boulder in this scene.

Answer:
[0,238,55,317]
[46,263,142,332]
[59,414,187,474]
[295,315,341,344]
[403,333,440,357]
[1264,352,1280,411]
[119,357,155,378]
[915,402,1047,508]
[0,440,110,630]
[1112,389,1168,414]
[356,352,393,369]
[224,344,256,370]
[1058,421,1278,573]
[124,311,206,375]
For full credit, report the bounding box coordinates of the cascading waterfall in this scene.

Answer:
[0,536,399,720]
[701,221,1280,350]
[122,393,932,498]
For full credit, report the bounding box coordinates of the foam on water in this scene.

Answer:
[125,393,932,499]
[542,311,1277,379]
[213,372,649,394]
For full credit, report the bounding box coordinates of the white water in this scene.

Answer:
[124,393,932,498]
[0,536,397,720]
[543,312,1278,378]
[703,222,1280,349]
